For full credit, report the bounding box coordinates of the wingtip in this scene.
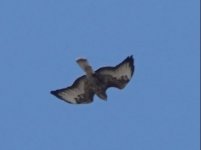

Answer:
[50,90,75,104]
[125,55,134,63]
[126,55,134,76]
[128,55,134,60]
[50,90,56,96]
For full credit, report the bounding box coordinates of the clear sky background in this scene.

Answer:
[0,0,199,150]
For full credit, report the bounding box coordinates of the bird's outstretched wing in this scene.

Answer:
[50,76,95,104]
[95,56,134,90]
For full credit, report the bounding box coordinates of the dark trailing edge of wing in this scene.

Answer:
[95,55,134,77]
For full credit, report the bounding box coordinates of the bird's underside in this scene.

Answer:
[51,55,135,104]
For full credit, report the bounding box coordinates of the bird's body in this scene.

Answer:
[51,55,135,104]
[85,74,107,99]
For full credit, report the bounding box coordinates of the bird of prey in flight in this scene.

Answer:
[51,55,135,104]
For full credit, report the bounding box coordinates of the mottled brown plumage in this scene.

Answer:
[51,55,134,104]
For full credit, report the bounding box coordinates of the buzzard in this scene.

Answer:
[51,55,135,104]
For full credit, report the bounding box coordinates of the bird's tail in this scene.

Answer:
[76,58,94,75]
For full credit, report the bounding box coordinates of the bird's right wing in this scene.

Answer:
[95,56,134,89]
[51,76,95,104]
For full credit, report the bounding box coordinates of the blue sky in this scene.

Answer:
[0,0,199,150]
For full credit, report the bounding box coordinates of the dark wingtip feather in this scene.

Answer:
[50,89,74,104]
[126,55,134,77]
[116,55,135,77]
[50,90,56,95]
[50,90,62,99]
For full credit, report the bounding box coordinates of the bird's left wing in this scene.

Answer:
[51,76,95,104]
[95,55,134,89]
